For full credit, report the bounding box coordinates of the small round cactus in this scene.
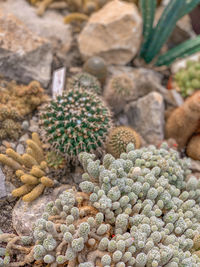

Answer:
[40,88,112,163]
[174,60,200,98]
[67,72,102,94]
[83,56,107,84]
[103,74,134,114]
[106,126,141,158]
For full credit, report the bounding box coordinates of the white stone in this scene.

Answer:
[0,168,6,199]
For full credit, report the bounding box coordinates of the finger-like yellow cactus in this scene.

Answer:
[22,184,46,202]
[0,133,54,202]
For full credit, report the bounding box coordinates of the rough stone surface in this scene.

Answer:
[125,92,165,145]
[19,133,29,143]
[0,168,6,199]
[78,0,142,65]
[12,185,71,236]
[0,10,53,87]
[108,66,178,108]
[16,144,25,155]
[1,0,72,48]
[190,159,200,173]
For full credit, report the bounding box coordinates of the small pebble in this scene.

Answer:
[29,125,39,133]
[32,116,38,122]
[16,144,25,155]
[19,134,29,143]
[21,121,29,130]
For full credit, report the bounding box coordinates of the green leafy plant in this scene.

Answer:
[139,0,200,66]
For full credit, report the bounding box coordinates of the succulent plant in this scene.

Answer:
[40,88,113,163]
[106,126,141,158]
[103,74,134,114]
[83,56,107,84]
[2,142,200,265]
[0,107,21,140]
[139,0,200,66]
[0,79,48,117]
[67,72,102,94]
[174,60,200,98]
[45,151,66,169]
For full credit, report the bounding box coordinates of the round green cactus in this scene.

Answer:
[40,88,112,163]
[174,60,200,98]
[67,72,102,95]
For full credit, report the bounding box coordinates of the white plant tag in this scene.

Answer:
[52,67,66,99]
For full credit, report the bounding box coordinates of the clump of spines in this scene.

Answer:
[106,126,141,158]
[0,107,21,140]
[0,133,54,202]
[0,80,48,117]
[174,60,200,98]
[45,151,66,169]
[40,88,112,163]
[67,72,102,94]
[103,74,134,114]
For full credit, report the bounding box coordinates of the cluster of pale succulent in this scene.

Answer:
[31,143,200,266]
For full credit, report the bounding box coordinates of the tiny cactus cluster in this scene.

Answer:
[67,72,102,94]
[0,231,33,266]
[0,133,54,202]
[1,143,200,265]
[104,74,134,114]
[106,126,141,158]
[174,60,200,98]
[40,88,113,163]
[0,80,48,117]
[0,107,21,140]
[139,0,200,66]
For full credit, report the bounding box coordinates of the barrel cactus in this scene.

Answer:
[67,72,102,95]
[106,126,141,158]
[40,88,112,163]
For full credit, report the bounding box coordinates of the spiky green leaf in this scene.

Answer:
[156,35,200,66]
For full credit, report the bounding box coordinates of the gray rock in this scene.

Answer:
[0,11,53,87]
[29,120,39,132]
[5,181,16,202]
[0,168,6,199]
[19,133,29,143]
[125,92,165,145]
[190,159,200,173]
[12,185,72,236]
[108,66,179,109]
[21,121,29,131]
[1,0,72,47]
[16,144,25,155]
